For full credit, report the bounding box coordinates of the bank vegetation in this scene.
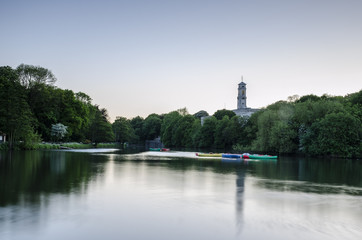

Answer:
[1,65,361,158]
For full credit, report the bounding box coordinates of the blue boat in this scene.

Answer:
[222,154,242,158]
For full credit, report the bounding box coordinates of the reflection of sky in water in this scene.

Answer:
[0,152,361,240]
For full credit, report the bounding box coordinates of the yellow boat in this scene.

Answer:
[196,153,222,157]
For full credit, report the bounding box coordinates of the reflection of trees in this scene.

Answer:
[0,151,105,207]
[116,156,249,175]
[255,179,362,195]
[116,155,362,195]
[115,155,249,233]
[250,157,362,195]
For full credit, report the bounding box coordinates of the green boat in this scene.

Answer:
[149,148,161,151]
[149,148,170,152]
[243,154,277,159]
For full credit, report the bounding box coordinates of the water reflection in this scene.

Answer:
[256,179,362,195]
[0,150,107,207]
[235,167,245,234]
[117,153,362,194]
[0,150,361,240]
[252,157,362,195]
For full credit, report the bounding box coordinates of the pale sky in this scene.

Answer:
[1,0,361,121]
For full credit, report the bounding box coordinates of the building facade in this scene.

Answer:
[237,81,247,109]
[201,79,260,125]
[233,79,259,117]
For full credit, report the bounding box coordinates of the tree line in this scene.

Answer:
[112,93,361,158]
[1,64,361,157]
[0,65,114,149]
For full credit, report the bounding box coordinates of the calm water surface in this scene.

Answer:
[0,149,361,240]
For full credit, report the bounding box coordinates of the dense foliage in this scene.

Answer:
[0,65,114,148]
[1,64,361,157]
[126,95,361,158]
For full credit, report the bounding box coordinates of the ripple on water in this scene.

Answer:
[256,178,362,196]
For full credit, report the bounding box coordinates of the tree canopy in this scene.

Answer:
[213,109,236,120]
[1,64,360,157]
[16,64,57,88]
[0,65,115,149]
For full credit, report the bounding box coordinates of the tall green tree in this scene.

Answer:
[26,83,58,140]
[214,116,232,149]
[190,118,202,148]
[16,64,57,88]
[0,66,37,149]
[198,116,217,148]
[301,112,361,157]
[112,117,133,143]
[228,115,247,145]
[251,101,297,153]
[142,114,162,140]
[240,110,262,147]
[213,109,236,120]
[160,111,182,147]
[57,89,89,141]
[87,106,114,143]
[130,116,145,143]
[172,114,196,147]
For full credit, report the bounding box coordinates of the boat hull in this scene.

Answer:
[243,154,277,159]
[196,153,222,157]
[222,154,242,158]
[196,153,277,160]
[149,148,170,152]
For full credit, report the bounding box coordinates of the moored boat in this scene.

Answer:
[196,152,277,160]
[242,154,277,159]
[222,154,242,158]
[196,153,222,157]
[149,148,161,151]
[150,148,170,152]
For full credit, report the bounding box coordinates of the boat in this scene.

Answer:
[196,153,222,157]
[196,152,277,160]
[149,148,161,151]
[242,154,277,159]
[222,153,278,159]
[149,148,170,151]
[222,154,242,158]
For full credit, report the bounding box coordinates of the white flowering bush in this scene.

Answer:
[51,123,68,141]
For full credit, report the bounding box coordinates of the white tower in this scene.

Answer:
[237,77,247,109]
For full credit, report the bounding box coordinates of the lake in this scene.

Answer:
[0,149,361,240]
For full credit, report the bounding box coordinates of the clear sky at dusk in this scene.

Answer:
[1,0,361,121]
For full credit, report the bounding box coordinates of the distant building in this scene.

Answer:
[200,78,260,125]
[237,81,247,109]
[232,78,259,117]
